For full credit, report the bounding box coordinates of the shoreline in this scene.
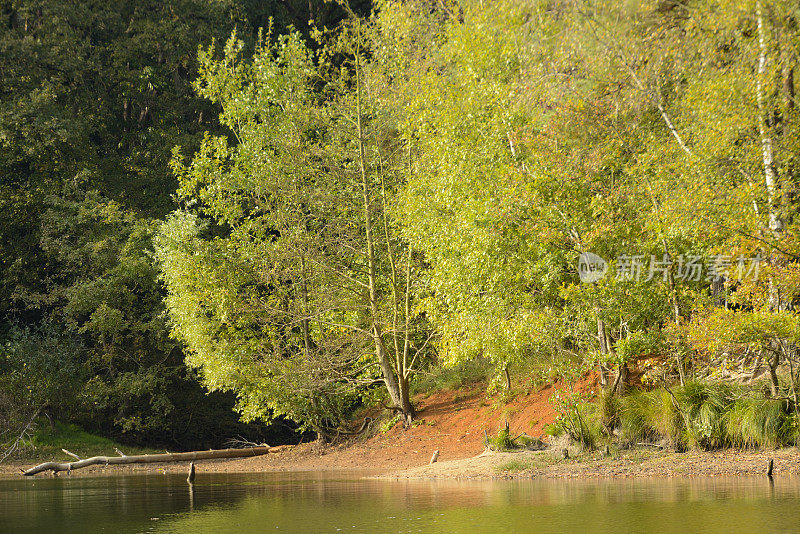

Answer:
[4,385,799,481]
[4,443,799,481]
[383,447,800,480]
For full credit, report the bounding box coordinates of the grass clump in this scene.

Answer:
[485,425,546,452]
[617,390,658,445]
[725,397,795,448]
[496,458,534,472]
[603,381,798,451]
[495,454,554,473]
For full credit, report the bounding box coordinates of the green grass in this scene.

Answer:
[725,396,795,449]
[378,414,401,433]
[5,421,158,462]
[485,428,516,451]
[602,382,798,451]
[411,358,492,395]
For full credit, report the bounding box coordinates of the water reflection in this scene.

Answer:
[1,472,799,534]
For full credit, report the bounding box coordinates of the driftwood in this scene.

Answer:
[23,446,272,476]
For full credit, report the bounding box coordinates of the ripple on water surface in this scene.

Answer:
[2,471,800,534]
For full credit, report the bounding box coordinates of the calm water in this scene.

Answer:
[1,471,800,533]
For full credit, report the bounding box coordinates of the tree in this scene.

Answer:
[0,0,297,447]
[157,25,427,431]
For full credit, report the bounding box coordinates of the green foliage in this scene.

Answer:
[411,358,492,395]
[547,361,600,449]
[8,0,800,452]
[688,308,800,357]
[378,0,576,385]
[0,324,85,426]
[485,427,517,452]
[380,0,800,400]
[379,414,402,434]
[0,1,343,449]
[158,23,431,431]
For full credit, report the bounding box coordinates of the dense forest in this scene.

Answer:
[4,0,800,455]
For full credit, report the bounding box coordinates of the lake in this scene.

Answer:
[2,471,799,533]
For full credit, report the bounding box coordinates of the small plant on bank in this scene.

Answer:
[485,426,516,451]
[379,414,401,433]
[547,360,599,450]
[547,390,599,450]
[485,424,546,452]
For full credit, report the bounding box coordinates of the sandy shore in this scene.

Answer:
[4,441,799,480]
[385,447,800,479]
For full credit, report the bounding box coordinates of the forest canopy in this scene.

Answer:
[4,0,800,451]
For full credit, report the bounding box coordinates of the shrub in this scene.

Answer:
[485,427,517,451]
[549,389,600,450]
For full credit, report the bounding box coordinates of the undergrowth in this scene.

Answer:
[485,426,545,452]
[594,382,798,450]
[411,358,492,395]
[2,421,157,462]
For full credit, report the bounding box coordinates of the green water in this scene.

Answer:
[1,471,799,533]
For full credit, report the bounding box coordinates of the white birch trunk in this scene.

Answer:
[756,1,782,235]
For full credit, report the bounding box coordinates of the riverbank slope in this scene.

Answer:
[4,383,799,479]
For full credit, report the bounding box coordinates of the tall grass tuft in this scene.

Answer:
[725,397,791,449]
[675,382,733,450]
[649,389,684,447]
[617,390,653,444]
[597,381,798,451]
[597,388,621,434]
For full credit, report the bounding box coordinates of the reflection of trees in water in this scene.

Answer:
[4,474,800,533]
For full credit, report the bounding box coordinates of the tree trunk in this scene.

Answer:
[612,363,628,396]
[299,256,313,359]
[398,373,415,426]
[354,49,413,423]
[597,318,609,387]
[23,446,274,476]
[768,351,781,398]
[756,0,783,236]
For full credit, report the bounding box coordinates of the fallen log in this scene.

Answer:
[23,446,272,476]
